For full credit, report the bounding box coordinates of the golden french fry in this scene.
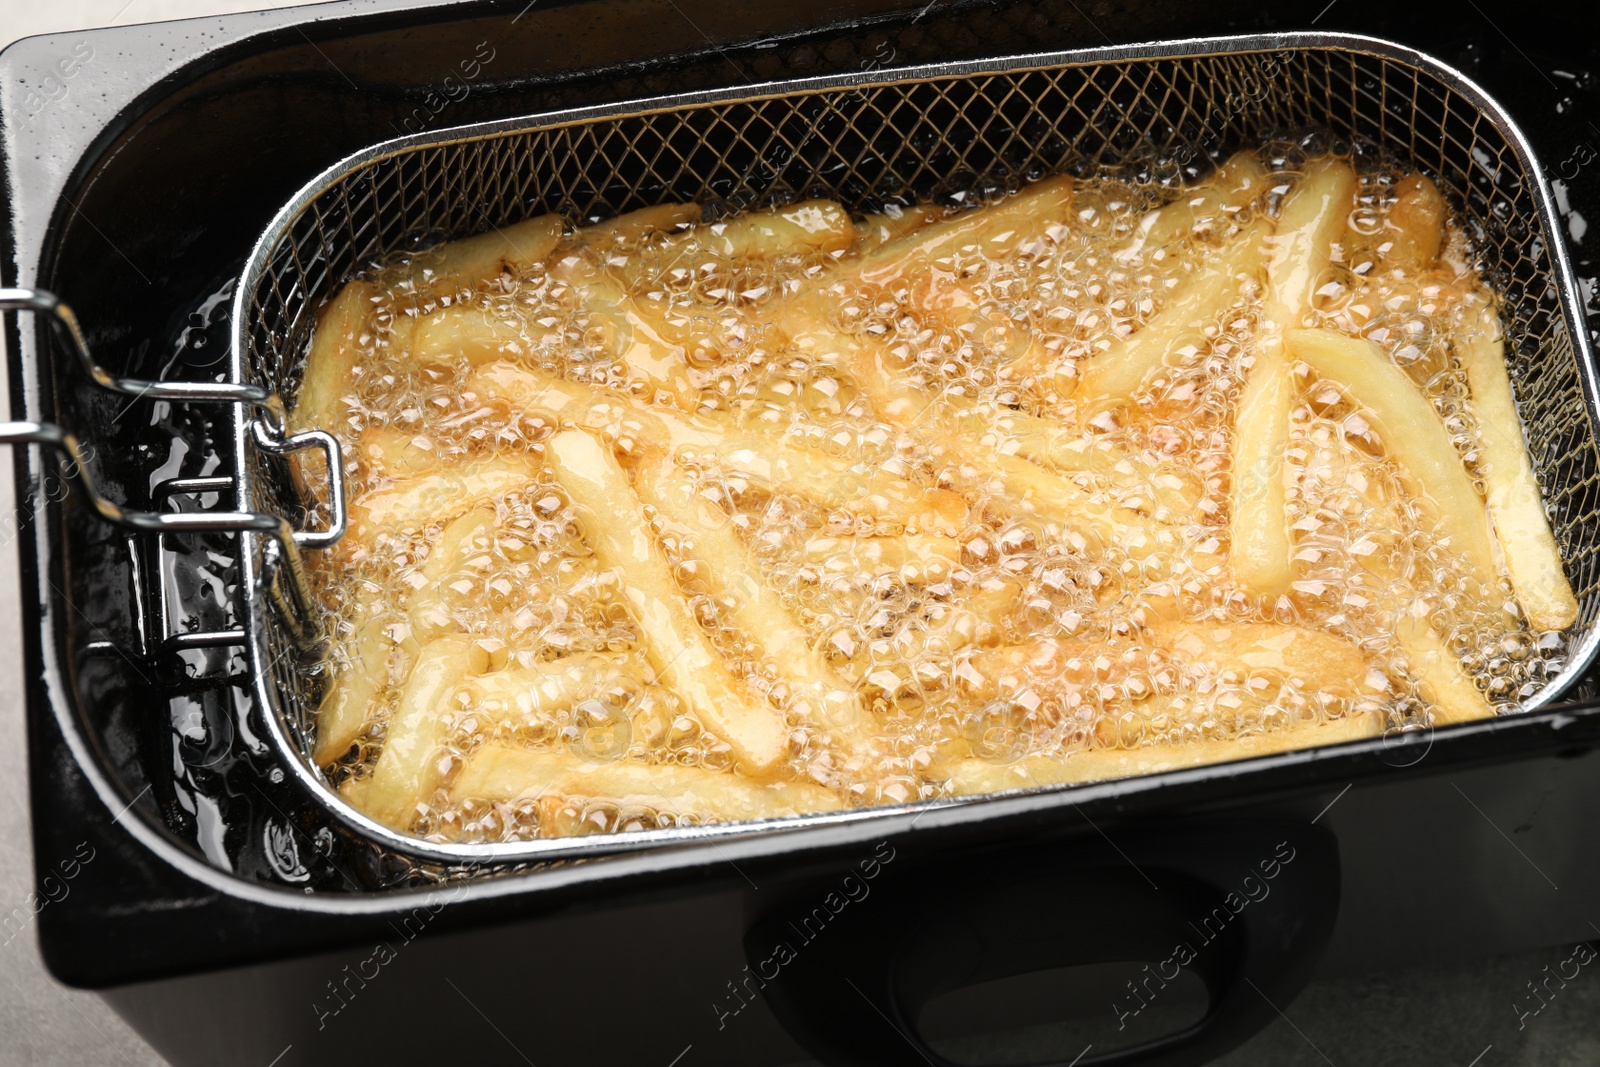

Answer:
[1385,174,1447,270]
[450,743,843,820]
[854,204,943,253]
[405,214,563,288]
[1394,611,1496,723]
[636,457,871,743]
[1078,220,1268,401]
[1288,327,1497,584]
[696,199,855,258]
[1229,158,1358,598]
[545,429,789,772]
[575,202,702,249]
[347,452,541,544]
[857,175,1075,284]
[363,635,475,828]
[1118,149,1273,257]
[1457,305,1577,630]
[292,280,374,434]
[944,711,1383,794]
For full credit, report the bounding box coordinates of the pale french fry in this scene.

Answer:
[1287,327,1497,584]
[1153,620,1375,699]
[611,200,855,290]
[468,360,940,524]
[574,202,702,250]
[464,654,636,723]
[802,533,961,583]
[545,429,789,772]
[1229,158,1358,597]
[1115,149,1273,259]
[292,280,374,434]
[636,457,871,742]
[450,743,843,819]
[856,175,1075,284]
[552,252,699,409]
[363,635,475,829]
[1394,611,1497,724]
[1077,220,1269,401]
[407,508,496,644]
[405,214,563,288]
[1385,174,1447,270]
[407,303,551,369]
[1457,305,1577,630]
[854,204,943,253]
[693,199,855,258]
[313,582,392,766]
[776,295,1150,544]
[944,711,1383,794]
[347,452,542,544]
[359,425,448,480]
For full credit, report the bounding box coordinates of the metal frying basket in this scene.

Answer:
[225,31,1600,863]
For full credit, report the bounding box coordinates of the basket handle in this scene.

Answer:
[747,819,1339,1067]
[0,287,343,632]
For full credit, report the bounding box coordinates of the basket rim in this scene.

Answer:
[230,30,1600,866]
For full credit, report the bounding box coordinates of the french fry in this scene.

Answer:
[292,280,374,434]
[636,457,872,743]
[404,214,563,288]
[407,508,497,644]
[1153,620,1375,699]
[856,175,1075,284]
[468,360,939,523]
[545,429,789,772]
[696,199,855,258]
[450,743,843,819]
[854,204,943,253]
[776,295,1151,543]
[313,581,392,766]
[347,452,542,544]
[551,252,700,409]
[359,425,449,480]
[1287,327,1497,584]
[1385,174,1447,270]
[464,653,636,723]
[802,533,961,584]
[1229,158,1358,597]
[611,200,855,290]
[1077,220,1269,401]
[363,635,475,828]
[1116,149,1273,257]
[944,711,1383,794]
[407,303,551,369]
[1394,610,1497,723]
[1457,304,1577,630]
[574,202,702,250]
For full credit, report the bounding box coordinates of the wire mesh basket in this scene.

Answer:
[231,31,1600,862]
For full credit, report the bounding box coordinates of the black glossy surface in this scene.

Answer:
[3,0,1600,1063]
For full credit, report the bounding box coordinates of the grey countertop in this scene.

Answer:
[2,3,1598,1064]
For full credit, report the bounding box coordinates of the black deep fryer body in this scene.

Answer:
[5,1,1600,1065]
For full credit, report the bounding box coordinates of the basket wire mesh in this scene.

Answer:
[232,33,1600,861]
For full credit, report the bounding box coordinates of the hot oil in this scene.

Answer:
[307,140,1570,845]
